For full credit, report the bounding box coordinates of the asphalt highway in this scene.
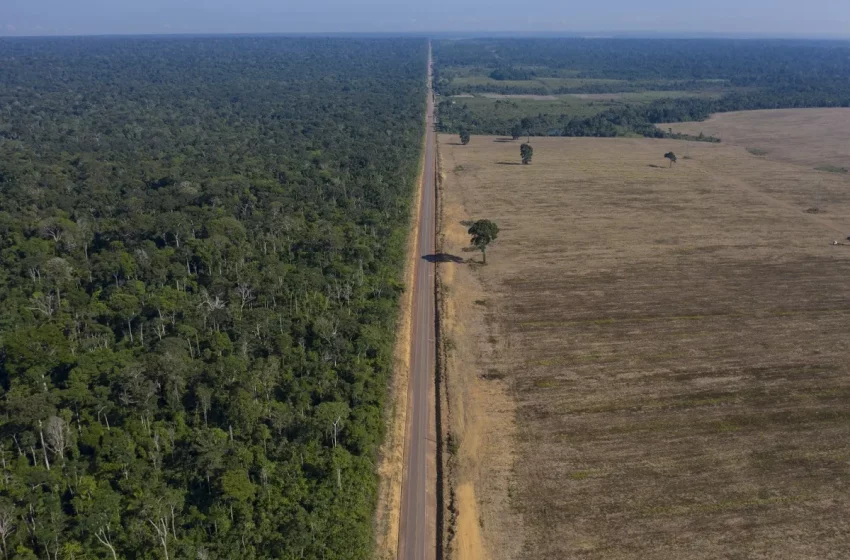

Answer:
[397,43,437,560]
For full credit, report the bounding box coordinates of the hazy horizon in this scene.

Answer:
[3,0,850,39]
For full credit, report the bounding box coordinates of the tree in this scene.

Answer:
[511,123,522,140]
[44,416,71,465]
[520,143,534,165]
[0,506,13,560]
[459,129,470,145]
[468,220,500,264]
[664,151,678,167]
[0,36,430,560]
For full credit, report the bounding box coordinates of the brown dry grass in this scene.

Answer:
[437,136,524,560]
[437,137,522,560]
[666,108,850,169]
[438,132,850,560]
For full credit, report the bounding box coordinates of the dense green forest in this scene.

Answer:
[0,36,426,559]
[434,39,850,137]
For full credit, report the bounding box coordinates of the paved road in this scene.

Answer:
[398,43,437,560]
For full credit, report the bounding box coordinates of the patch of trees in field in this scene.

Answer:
[435,38,850,139]
[0,36,426,559]
[489,67,537,81]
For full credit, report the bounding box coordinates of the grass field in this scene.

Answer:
[438,130,850,559]
[667,108,850,170]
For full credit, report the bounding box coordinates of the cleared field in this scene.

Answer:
[471,91,720,102]
[438,133,850,560]
[451,75,626,91]
[667,108,850,169]
[569,90,724,101]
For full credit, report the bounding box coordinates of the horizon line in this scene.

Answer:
[2,30,850,41]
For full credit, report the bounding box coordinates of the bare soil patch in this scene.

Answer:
[666,108,850,169]
[439,134,850,560]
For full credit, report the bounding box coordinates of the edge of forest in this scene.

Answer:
[373,78,429,560]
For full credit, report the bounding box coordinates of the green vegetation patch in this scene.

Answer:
[434,38,850,139]
[0,36,427,559]
[815,165,849,173]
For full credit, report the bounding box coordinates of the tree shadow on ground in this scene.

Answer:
[423,253,465,263]
[647,164,665,168]
[493,137,517,143]
[458,247,485,265]
[496,161,522,166]
[445,142,464,146]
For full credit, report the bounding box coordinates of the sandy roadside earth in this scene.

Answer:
[437,137,525,560]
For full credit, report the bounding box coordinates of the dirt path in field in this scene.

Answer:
[455,484,486,558]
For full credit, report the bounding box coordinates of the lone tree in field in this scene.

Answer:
[511,123,523,140]
[664,151,677,167]
[459,129,471,145]
[468,219,500,264]
[521,143,534,165]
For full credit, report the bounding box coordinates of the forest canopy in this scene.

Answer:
[434,38,850,138]
[0,36,426,559]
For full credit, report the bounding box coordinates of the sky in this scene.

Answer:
[2,0,850,38]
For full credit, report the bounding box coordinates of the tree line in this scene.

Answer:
[440,84,850,139]
[434,38,850,85]
[435,38,850,139]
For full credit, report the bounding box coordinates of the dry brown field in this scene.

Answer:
[667,108,850,169]
[438,129,850,560]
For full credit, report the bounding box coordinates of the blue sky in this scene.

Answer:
[2,0,849,37]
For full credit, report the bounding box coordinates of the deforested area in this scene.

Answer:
[0,37,426,559]
[666,108,850,170]
[438,133,850,560]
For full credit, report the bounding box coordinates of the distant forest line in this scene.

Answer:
[434,39,850,138]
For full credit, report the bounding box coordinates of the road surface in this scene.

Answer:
[398,43,437,560]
